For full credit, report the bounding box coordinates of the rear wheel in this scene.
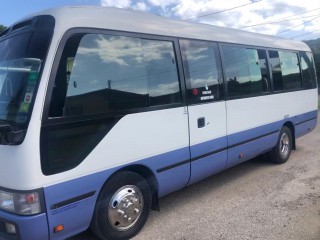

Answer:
[268,126,292,164]
[91,171,151,240]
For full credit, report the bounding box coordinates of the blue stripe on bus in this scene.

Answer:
[44,172,105,240]
[189,150,227,184]
[190,136,227,159]
[188,110,317,181]
[135,147,191,196]
[227,110,317,148]
[188,121,278,184]
[228,121,281,147]
[43,147,191,239]
[294,110,317,139]
[227,131,278,167]
[294,110,318,126]
[295,117,317,138]
[40,110,317,240]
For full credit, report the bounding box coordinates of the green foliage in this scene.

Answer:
[0,24,6,33]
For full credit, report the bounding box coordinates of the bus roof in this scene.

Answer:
[20,6,310,52]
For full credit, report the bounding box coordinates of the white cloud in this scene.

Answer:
[147,0,179,9]
[150,82,179,96]
[101,0,149,12]
[99,0,320,40]
[133,2,148,11]
[170,0,319,36]
[100,0,131,8]
[78,35,175,68]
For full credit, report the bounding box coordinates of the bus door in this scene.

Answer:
[187,102,228,184]
[180,39,228,184]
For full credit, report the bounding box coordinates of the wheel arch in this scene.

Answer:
[98,164,160,212]
[122,164,160,211]
[283,121,296,150]
[90,169,153,239]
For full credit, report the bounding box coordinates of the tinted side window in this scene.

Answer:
[180,40,223,104]
[278,51,301,90]
[300,51,317,89]
[49,33,180,117]
[269,50,282,91]
[270,50,302,91]
[221,45,270,98]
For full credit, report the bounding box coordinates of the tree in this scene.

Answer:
[0,24,6,33]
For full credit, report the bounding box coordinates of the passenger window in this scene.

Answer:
[278,51,301,90]
[270,50,302,91]
[221,45,270,98]
[257,50,270,92]
[143,39,180,106]
[300,51,317,89]
[180,40,223,104]
[269,50,282,91]
[49,33,180,117]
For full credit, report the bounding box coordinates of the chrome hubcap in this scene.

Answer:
[108,185,143,231]
[279,133,290,159]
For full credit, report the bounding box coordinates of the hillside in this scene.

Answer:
[0,25,6,32]
[305,38,320,53]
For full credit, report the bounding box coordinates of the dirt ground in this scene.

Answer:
[73,117,320,240]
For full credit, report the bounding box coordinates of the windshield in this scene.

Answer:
[0,15,54,144]
[0,58,41,123]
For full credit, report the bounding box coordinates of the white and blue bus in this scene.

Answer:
[0,6,318,240]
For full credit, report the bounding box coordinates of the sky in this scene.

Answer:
[0,0,320,41]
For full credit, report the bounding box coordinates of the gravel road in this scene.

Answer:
[72,117,320,240]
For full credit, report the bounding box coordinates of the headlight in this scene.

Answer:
[0,190,41,215]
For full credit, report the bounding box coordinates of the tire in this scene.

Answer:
[91,171,151,240]
[268,126,292,164]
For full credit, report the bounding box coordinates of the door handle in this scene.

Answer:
[198,117,205,128]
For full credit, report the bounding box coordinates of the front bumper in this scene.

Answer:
[0,210,48,240]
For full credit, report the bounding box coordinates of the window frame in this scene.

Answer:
[299,51,317,90]
[42,28,314,126]
[42,28,187,126]
[268,49,302,92]
[179,38,225,105]
[219,43,272,100]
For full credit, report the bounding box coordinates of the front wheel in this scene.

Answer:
[91,171,151,240]
[268,126,292,164]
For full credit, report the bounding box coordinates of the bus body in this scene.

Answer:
[0,6,317,240]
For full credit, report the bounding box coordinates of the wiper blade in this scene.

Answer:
[0,121,25,145]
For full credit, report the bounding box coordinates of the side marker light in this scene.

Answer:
[54,224,64,233]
